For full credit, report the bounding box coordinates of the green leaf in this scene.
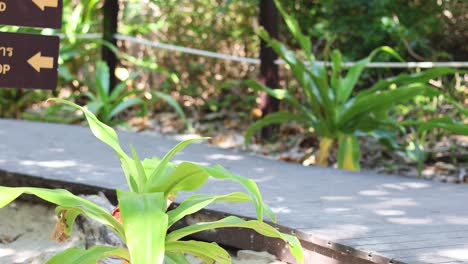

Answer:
[130,144,147,192]
[245,80,307,115]
[110,71,141,101]
[330,50,342,97]
[48,99,128,159]
[146,162,210,196]
[164,252,190,264]
[152,91,191,130]
[46,246,129,264]
[166,216,304,264]
[273,0,312,61]
[109,97,146,119]
[167,192,251,227]
[339,83,440,128]
[245,111,309,150]
[48,98,141,191]
[117,190,168,264]
[363,67,457,95]
[95,61,110,96]
[337,135,361,171]
[165,240,231,264]
[0,187,124,238]
[94,62,111,116]
[146,138,209,191]
[338,46,402,104]
[202,165,276,223]
[257,29,322,117]
[402,117,468,136]
[337,57,370,103]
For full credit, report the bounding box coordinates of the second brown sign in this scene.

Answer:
[0,32,59,90]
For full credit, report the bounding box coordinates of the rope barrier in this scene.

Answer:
[60,33,468,69]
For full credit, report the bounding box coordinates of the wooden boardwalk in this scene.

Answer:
[1,119,467,263]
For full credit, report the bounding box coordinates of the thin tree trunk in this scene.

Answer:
[258,0,279,139]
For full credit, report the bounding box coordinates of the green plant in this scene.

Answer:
[0,88,50,118]
[245,0,459,171]
[402,117,468,177]
[0,98,304,264]
[78,61,190,129]
[81,61,147,125]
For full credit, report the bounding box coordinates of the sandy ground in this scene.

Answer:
[0,202,286,264]
[0,202,82,264]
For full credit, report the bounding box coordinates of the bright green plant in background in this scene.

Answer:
[245,0,461,171]
[0,99,304,264]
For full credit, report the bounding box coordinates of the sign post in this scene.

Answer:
[0,0,62,90]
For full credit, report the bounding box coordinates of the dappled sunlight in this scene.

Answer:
[324,207,351,213]
[0,248,14,258]
[270,206,292,214]
[306,224,369,241]
[380,183,407,191]
[363,197,419,209]
[19,160,77,168]
[380,181,432,191]
[374,209,406,216]
[359,190,390,196]
[387,217,433,225]
[400,182,432,189]
[320,196,354,201]
[206,153,243,161]
[252,175,275,183]
[173,159,211,167]
[439,247,468,260]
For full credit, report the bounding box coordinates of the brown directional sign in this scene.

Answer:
[0,32,59,90]
[0,0,63,29]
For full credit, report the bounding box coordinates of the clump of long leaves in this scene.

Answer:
[245,0,463,170]
[77,61,189,129]
[0,99,304,264]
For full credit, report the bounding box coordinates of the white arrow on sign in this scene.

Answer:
[28,52,54,72]
[31,0,59,11]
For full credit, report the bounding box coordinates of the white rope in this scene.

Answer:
[57,33,103,39]
[62,33,468,69]
[299,61,468,68]
[114,34,261,64]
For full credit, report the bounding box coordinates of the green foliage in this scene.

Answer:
[0,89,50,118]
[245,0,460,170]
[57,62,188,128]
[280,0,462,61]
[402,117,468,177]
[80,61,147,125]
[0,99,304,264]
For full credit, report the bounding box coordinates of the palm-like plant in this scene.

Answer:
[245,0,459,170]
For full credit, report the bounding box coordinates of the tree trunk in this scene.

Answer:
[258,0,279,139]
